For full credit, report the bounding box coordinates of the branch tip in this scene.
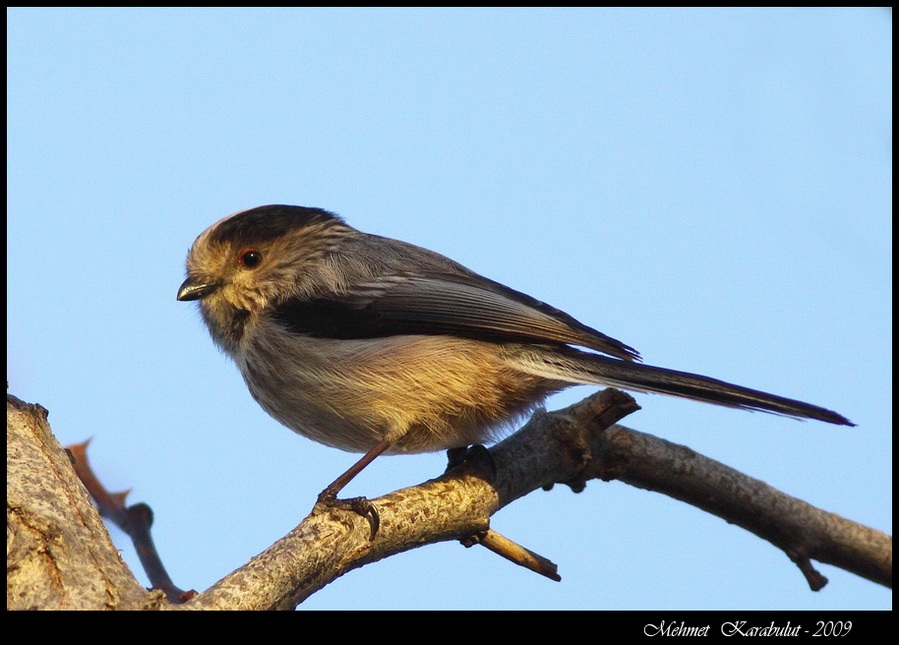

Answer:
[468,529,561,582]
[791,552,829,591]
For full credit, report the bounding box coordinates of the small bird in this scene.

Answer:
[178,204,853,535]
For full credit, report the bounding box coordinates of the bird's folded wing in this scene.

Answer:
[272,274,639,361]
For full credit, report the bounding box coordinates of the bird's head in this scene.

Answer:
[177,204,349,351]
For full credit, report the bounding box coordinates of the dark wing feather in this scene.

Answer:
[272,272,639,361]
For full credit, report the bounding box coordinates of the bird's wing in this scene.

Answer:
[272,271,640,361]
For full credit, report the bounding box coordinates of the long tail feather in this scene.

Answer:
[522,348,854,426]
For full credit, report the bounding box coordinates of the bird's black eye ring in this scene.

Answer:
[238,249,263,269]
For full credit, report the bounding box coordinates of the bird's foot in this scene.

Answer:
[445,444,497,478]
[315,489,380,541]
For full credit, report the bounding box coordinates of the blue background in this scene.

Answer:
[7,8,891,610]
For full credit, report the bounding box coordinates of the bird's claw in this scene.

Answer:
[315,490,380,541]
[445,444,497,478]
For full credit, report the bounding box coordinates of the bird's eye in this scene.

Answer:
[238,249,262,269]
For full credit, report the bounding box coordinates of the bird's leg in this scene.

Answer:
[315,437,393,540]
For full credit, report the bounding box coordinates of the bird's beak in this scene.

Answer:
[177,277,220,302]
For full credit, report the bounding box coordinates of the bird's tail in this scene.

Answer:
[517,347,854,426]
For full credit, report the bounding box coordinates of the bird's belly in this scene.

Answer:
[238,332,560,454]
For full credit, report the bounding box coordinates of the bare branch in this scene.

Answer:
[466,529,562,581]
[180,388,890,609]
[7,388,890,611]
[6,395,161,610]
[67,441,190,603]
[586,423,892,589]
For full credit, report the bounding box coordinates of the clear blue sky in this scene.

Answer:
[7,8,891,610]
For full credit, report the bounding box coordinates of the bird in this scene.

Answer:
[177,204,853,536]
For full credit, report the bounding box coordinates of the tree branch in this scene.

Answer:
[180,388,891,609]
[67,440,189,603]
[586,422,893,590]
[6,389,891,611]
[6,395,164,610]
